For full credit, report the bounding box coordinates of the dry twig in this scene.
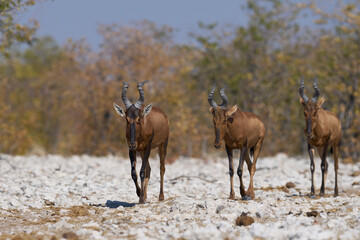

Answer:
[169,175,217,183]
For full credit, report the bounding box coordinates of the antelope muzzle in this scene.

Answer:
[128,122,138,150]
[305,118,313,139]
[214,127,222,149]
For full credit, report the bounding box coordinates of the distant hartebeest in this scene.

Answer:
[113,81,169,203]
[299,77,341,197]
[208,85,266,200]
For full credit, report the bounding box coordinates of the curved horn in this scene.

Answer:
[134,80,149,109]
[208,85,218,109]
[219,86,228,109]
[299,76,309,103]
[122,82,132,109]
[311,76,320,102]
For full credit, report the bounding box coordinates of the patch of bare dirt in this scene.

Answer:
[0,232,57,240]
[66,206,90,217]
[256,186,290,193]
[0,205,109,240]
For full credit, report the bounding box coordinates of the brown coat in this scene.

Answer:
[132,107,169,151]
[224,110,266,150]
[305,107,341,147]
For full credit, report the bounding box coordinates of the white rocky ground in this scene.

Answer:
[0,153,359,240]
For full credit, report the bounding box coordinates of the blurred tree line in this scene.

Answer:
[0,0,359,162]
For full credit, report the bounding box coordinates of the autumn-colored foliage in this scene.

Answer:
[0,1,359,162]
[0,0,37,56]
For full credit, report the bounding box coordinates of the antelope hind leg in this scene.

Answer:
[318,144,329,196]
[237,144,247,199]
[158,138,168,201]
[246,139,263,200]
[333,144,339,197]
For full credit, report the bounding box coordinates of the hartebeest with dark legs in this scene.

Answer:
[299,77,341,197]
[113,81,169,203]
[208,85,266,200]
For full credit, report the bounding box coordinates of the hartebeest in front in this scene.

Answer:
[208,85,266,200]
[299,77,341,197]
[113,81,169,203]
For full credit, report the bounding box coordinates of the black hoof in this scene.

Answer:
[242,196,252,201]
[159,194,164,201]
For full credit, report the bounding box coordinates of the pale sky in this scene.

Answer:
[20,0,248,50]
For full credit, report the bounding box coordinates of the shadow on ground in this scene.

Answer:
[105,200,136,208]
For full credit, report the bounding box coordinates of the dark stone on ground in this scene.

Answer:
[286,182,296,188]
[44,199,55,206]
[216,205,225,213]
[306,210,319,217]
[236,212,254,226]
[62,232,79,240]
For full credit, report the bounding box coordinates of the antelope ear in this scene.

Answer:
[226,105,238,117]
[300,98,306,108]
[316,97,325,108]
[209,107,214,112]
[143,103,152,117]
[113,103,125,118]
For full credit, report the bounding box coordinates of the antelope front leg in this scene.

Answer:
[139,146,152,204]
[308,144,316,196]
[320,142,329,196]
[237,144,247,199]
[226,145,235,200]
[129,150,141,197]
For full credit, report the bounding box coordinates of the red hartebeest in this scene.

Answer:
[299,77,341,197]
[208,85,266,200]
[113,81,169,203]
